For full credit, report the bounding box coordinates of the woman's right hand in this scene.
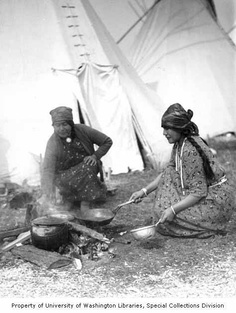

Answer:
[129,190,145,203]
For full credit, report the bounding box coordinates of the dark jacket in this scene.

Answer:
[41,124,112,196]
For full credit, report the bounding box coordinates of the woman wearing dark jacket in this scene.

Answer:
[41,106,112,212]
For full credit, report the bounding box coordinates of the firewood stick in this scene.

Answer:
[0,227,30,241]
[0,231,31,252]
[68,222,110,243]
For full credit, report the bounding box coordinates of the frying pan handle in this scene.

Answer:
[112,199,134,214]
[154,219,162,227]
[119,230,128,236]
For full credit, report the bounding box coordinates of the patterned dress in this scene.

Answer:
[154,136,234,238]
[54,137,106,203]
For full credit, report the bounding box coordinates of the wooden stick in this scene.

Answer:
[0,226,30,241]
[0,231,31,252]
[68,222,110,243]
[11,245,72,269]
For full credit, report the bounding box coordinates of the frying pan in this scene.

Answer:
[75,200,134,226]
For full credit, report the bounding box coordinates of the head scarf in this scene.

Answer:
[161,103,199,135]
[50,106,73,125]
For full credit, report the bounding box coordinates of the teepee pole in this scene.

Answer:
[116,0,161,44]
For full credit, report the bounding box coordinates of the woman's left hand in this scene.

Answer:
[84,155,97,166]
[159,207,175,223]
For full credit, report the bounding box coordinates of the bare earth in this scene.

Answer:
[0,139,236,302]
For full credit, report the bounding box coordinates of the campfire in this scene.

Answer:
[0,189,124,270]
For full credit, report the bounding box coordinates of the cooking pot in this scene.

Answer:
[75,200,134,226]
[120,219,161,241]
[31,213,74,251]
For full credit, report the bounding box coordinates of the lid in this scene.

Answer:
[32,216,67,226]
[50,212,75,221]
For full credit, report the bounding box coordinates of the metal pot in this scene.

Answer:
[75,200,134,226]
[31,215,71,251]
[120,220,161,241]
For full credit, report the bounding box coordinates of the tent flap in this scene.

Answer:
[0,0,169,185]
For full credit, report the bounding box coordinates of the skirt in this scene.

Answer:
[154,167,234,238]
[55,162,107,203]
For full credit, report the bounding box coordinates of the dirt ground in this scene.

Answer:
[0,138,236,300]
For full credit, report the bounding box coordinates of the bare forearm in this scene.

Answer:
[143,173,162,195]
[171,194,202,215]
[129,173,162,201]
[159,194,203,223]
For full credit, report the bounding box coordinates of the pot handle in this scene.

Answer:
[112,199,134,214]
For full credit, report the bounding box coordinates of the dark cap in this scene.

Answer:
[50,106,73,124]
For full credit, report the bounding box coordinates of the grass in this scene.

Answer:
[0,136,236,302]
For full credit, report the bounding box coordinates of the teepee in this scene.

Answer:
[0,0,170,186]
[214,0,236,46]
[129,0,236,138]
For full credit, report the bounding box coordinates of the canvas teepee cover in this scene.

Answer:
[129,0,236,138]
[214,0,236,46]
[0,0,170,186]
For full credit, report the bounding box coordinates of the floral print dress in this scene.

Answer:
[154,136,234,238]
[55,138,106,203]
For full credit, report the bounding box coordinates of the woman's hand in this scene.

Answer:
[159,195,201,223]
[84,155,97,166]
[159,207,175,223]
[129,190,145,203]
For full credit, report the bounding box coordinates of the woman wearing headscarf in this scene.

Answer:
[41,106,112,213]
[130,103,234,238]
